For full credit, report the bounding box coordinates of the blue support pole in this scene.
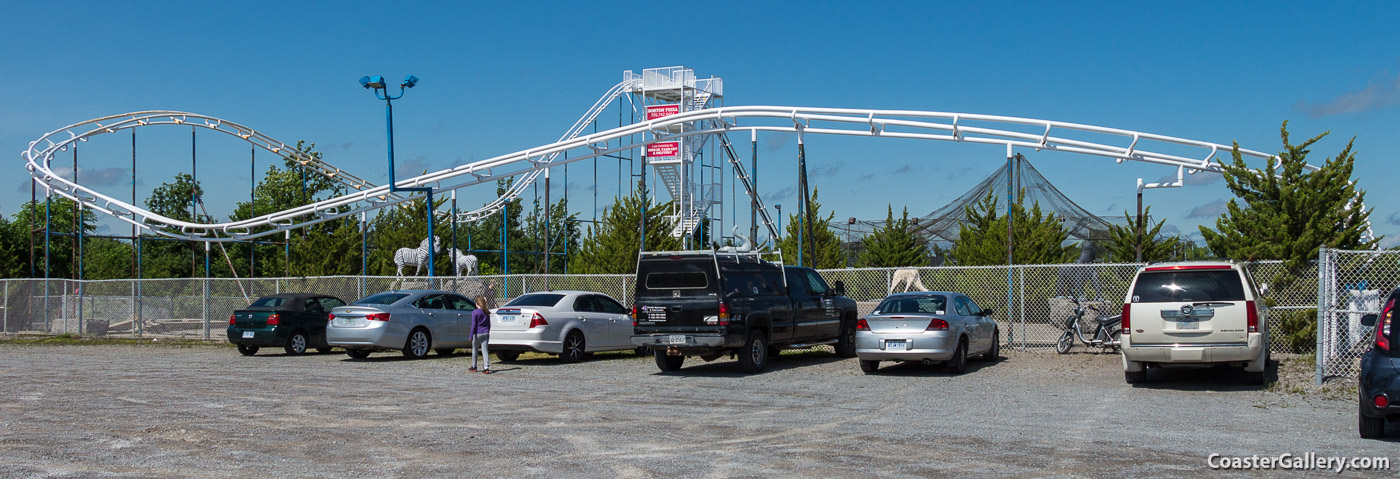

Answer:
[1006,147,1016,345]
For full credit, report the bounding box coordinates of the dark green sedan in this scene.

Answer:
[227,294,347,355]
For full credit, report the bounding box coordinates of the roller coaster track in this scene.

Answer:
[25,106,1373,243]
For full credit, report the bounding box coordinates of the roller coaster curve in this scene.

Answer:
[24,105,1372,243]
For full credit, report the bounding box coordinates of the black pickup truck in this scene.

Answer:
[629,250,859,373]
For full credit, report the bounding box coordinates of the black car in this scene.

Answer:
[1359,288,1399,438]
[228,294,346,355]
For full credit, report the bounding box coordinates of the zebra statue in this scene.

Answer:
[393,236,440,276]
[450,249,479,277]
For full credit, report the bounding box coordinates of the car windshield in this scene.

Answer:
[873,295,947,315]
[1132,271,1245,303]
[249,296,286,307]
[353,293,409,306]
[505,294,565,307]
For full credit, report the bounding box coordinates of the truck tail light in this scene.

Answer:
[630,305,638,320]
[228,314,236,326]
[926,318,949,331]
[367,313,391,321]
[1120,304,1131,335]
[718,300,730,325]
[528,312,548,329]
[856,318,870,331]
[1378,299,1394,351]
[266,314,280,326]
[1376,394,1390,408]
[1245,300,1259,333]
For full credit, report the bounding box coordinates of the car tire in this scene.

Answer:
[654,350,684,372]
[834,318,858,358]
[402,328,431,359]
[1242,368,1264,385]
[1359,401,1387,439]
[982,329,1000,361]
[436,348,455,356]
[316,347,333,354]
[737,330,770,374]
[345,349,371,359]
[560,330,585,363]
[284,331,308,355]
[495,350,520,362]
[634,347,648,357]
[237,344,259,356]
[1055,331,1073,354]
[1125,369,1147,384]
[946,338,968,375]
[859,359,880,374]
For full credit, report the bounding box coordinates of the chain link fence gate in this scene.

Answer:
[1316,248,1400,382]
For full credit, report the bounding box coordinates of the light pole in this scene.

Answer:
[775,204,783,238]
[360,74,436,277]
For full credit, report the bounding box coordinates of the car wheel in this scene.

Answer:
[1125,369,1147,384]
[737,330,770,374]
[237,344,259,356]
[560,330,586,363]
[834,319,858,358]
[316,347,333,354]
[982,329,1000,361]
[436,348,455,356]
[402,328,431,359]
[495,350,521,362]
[654,350,684,372]
[1242,368,1264,385]
[345,349,371,359]
[859,359,880,374]
[634,347,648,357]
[1055,331,1074,354]
[284,331,308,355]
[945,338,968,374]
[1359,400,1387,439]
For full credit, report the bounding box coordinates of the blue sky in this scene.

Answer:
[3,1,1399,246]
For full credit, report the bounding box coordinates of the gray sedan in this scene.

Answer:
[854,292,999,374]
[490,291,638,363]
[327,290,478,359]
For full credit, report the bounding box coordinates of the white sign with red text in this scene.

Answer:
[646,104,680,120]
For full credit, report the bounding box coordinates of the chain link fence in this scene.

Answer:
[1317,248,1400,381]
[0,260,1332,374]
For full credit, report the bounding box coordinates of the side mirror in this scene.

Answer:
[980,308,995,317]
[1361,314,1378,327]
[1258,283,1269,296]
[832,281,846,297]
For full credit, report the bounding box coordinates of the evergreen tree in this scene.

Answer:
[776,188,843,269]
[1102,206,1181,263]
[458,180,529,276]
[570,183,679,274]
[1200,122,1379,267]
[948,190,1076,266]
[858,206,931,267]
[517,197,580,274]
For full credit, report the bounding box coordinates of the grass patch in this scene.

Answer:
[0,334,228,348]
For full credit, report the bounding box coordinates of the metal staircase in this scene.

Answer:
[638,66,725,240]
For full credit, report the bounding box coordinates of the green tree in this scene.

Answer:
[776,188,843,269]
[456,180,531,276]
[1200,122,1379,267]
[949,190,1076,266]
[9,197,99,278]
[1102,207,1181,262]
[570,183,679,274]
[517,197,580,274]
[858,206,931,267]
[140,172,203,278]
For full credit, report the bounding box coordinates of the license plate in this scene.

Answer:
[500,315,518,323]
[885,340,908,351]
[242,331,254,338]
[340,318,354,326]
[668,335,687,345]
[1177,321,1198,330]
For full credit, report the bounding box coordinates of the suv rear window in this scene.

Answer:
[1132,270,1245,303]
[505,293,564,307]
[638,259,717,298]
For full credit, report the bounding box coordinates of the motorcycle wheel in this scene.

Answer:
[1055,331,1074,354]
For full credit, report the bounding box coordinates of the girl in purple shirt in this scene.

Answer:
[469,296,491,374]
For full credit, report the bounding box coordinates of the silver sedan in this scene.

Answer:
[854,292,999,374]
[490,291,639,363]
[327,290,478,359]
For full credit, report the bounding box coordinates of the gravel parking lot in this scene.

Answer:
[0,342,1395,478]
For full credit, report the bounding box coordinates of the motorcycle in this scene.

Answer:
[1055,296,1122,354]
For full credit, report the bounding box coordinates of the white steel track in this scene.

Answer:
[27,106,1369,243]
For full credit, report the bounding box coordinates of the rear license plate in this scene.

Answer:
[668,335,687,345]
[339,318,354,326]
[1177,321,1198,330]
[500,315,518,323]
[242,331,254,338]
[884,340,908,351]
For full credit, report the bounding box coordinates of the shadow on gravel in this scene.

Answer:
[1129,360,1279,391]
[649,349,851,377]
[493,351,648,367]
[861,356,1005,377]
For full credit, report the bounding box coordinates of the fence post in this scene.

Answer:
[3,280,8,334]
[203,277,210,340]
[1315,247,1328,385]
[77,279,84,336]
[1019,267,1026,352]
[136,279,143,338]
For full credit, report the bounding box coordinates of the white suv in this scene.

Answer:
[1120,261,1268,385]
